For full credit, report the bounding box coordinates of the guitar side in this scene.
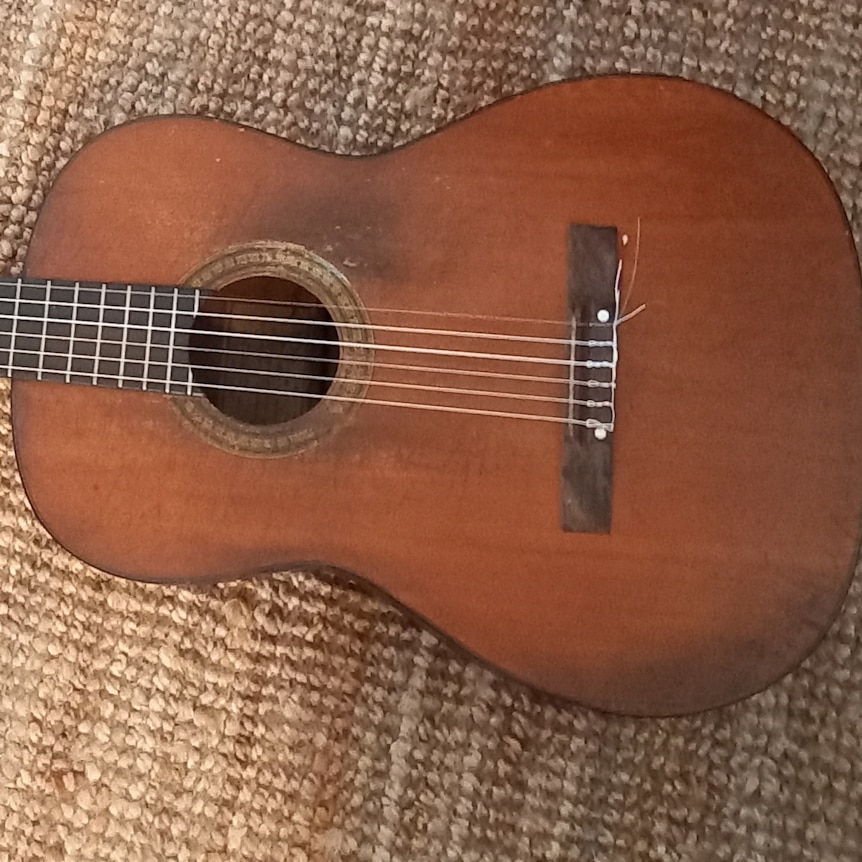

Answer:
[12,77,862,715]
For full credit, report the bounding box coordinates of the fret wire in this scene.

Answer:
[143,285,155,391]
[8,277,21,377]
[65,281,77,384]
[120,283,131,389]
[94,282,105,385]
[37,279,50,381]
[186,291,200,396]
[166,286,177,393]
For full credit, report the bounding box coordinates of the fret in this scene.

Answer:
[0,279,18,374]
[143,286,155,390]
[10,279,50,380]
[119,283,131,388]
[7,278,21,376]
[121,285,155,391]
[0,276,204,396]
[43,280,75,381]
[64,282,78,383]
[36,280,49,381]
[165,287,178,394]
[95,281,129,387]
[169,288,200,397]
[160,287,200,397]
[93,283,104,385]
[185,291,200,396]
[68,281,99,385]
[148,286,172,392]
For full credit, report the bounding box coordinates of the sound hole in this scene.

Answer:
[188,276,339,426]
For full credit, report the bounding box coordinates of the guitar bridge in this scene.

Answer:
[560,224,619,534]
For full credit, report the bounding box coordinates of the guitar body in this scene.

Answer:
[12,76,862,715]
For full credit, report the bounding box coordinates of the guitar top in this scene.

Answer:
[7,76,862,715]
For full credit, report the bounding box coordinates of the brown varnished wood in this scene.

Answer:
[12,77,862,715]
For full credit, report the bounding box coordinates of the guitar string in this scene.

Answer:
[0,281,620,420]
[187,342,613,389]
[184,306,583,346]
[0,311,615,369]
[0,295,613,349]
[3,348,610,428]
[3,330,614,389]
[189,360,614,408]
[1,278,592,329]
[620,216,641,315]
[3,344,615,409]
[196,294,575,327]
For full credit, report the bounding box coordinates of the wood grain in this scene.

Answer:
[13,77,862,714]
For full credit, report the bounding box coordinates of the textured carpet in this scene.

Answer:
[1,1,861,860]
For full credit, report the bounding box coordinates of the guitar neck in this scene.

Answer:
[0,275,202,394]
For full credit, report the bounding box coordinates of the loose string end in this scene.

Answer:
[616,302,647,326]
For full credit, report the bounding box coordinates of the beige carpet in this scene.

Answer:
[1,1,861,859]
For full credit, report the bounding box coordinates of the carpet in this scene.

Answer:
[1,1,861,859]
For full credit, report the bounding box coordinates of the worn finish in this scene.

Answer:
[11,77,862,715]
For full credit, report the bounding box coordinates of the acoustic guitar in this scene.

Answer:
[4,76,861,715]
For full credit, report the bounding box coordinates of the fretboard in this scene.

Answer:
[0,276,203,395]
